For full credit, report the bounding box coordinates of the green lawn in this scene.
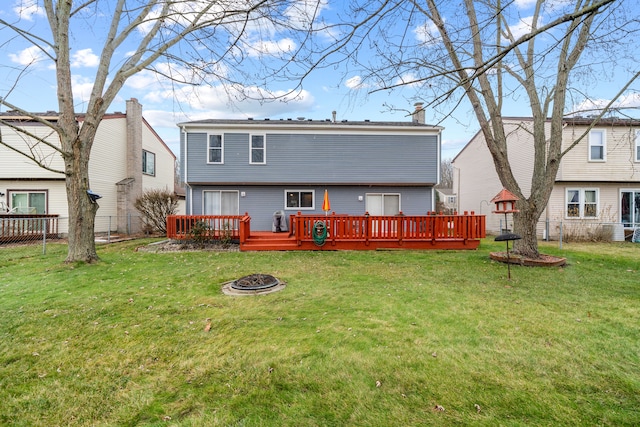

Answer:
[0,239,638,426]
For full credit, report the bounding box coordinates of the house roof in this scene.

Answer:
[0,103,176,159]
[452,116,640,163]
[436,188,455,196]
[177,118,443,132]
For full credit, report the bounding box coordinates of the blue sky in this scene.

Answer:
[2,0,639,161]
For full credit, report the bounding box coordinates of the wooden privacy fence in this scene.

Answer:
[166,215,248,241]
[0,214,60,243]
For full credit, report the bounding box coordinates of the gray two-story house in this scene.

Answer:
[179,105,443,231]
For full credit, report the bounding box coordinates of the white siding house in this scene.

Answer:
[453,117,640,240]
[0,99,177,235]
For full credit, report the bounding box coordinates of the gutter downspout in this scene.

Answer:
[181,126,193,215]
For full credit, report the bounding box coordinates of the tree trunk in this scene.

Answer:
[64,135,99,263]
[512,203,542,259]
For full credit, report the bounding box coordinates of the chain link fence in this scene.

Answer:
[483,217,639,249]
[3,215,638,264]
[0,215,150,264]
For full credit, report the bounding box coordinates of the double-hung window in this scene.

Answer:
[208,135,223,164]
[250,135,266,164]
[635,130,640,162]
[142,150,155,176]
[588,129,606,161]
[285,190,314,210]
[566,188,598,218]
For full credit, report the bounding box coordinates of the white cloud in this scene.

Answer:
[13,0,44,21]
[345,76,363,90]
[71,49,99,68]
[172,84,315,116]
[8,46,45,66]
[71,75,95,104]
[393,73,420,88]
[246,38,297,57]
[571,93,640,116]
[284,0,329,30]
[508,15,538,39]
[414,21,442,45]
[514,0,537,9]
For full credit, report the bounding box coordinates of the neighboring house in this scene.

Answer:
[453,117,640,239]
[435,188,457,213]
[179,104,443,230]
[0,98,177,235]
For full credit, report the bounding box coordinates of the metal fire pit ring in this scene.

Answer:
[222,273,286,296]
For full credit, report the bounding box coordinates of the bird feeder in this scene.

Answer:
[491,188,520,215]
[491,188,521,279]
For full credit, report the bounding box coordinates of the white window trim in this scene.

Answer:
[365,193,402,215]
[8,190,48,214]
[565,188,599,219]
[284,189,315,210]
[207,134,224,164]
[635,130,640,162]
[249,134,266,165]
[202,190,239,215]
[142,149,155,176]
[588,129,606,162]
[620,189,640,228]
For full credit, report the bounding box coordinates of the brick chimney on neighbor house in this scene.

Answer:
[412,102,425,124]
[116,98,143,234]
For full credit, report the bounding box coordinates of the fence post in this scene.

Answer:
[42,217,47,255]
[559,221,563,249]
[545,218,550,241]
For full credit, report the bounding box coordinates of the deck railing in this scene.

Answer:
[166,215,248,241]
[291,211,485,245]
[0,214,60,243]
[167,212,485,248]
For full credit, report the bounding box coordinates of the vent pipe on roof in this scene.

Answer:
[332,110,337,123]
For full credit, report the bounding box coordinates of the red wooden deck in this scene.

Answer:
[167,212,486,251]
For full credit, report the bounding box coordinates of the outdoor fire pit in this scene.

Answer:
[222,273,286,296]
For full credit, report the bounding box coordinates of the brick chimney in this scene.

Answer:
[117,98,143,234]
[412,102,425,124]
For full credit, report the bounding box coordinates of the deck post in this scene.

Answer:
[364,212,370,246]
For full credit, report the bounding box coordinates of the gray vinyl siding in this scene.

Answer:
[188,185,433,230]
[185,132,438,185]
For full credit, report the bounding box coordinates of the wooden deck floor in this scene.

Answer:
[239,231,481,251]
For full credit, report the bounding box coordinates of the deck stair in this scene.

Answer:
[240,231,298,251]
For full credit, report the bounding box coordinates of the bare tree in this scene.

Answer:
[342,0,640,258]
[437,158,453,189]
[0,0,333,263]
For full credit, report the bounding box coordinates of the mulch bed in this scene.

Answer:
[489,251,566,267]
[136,239,239,253]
